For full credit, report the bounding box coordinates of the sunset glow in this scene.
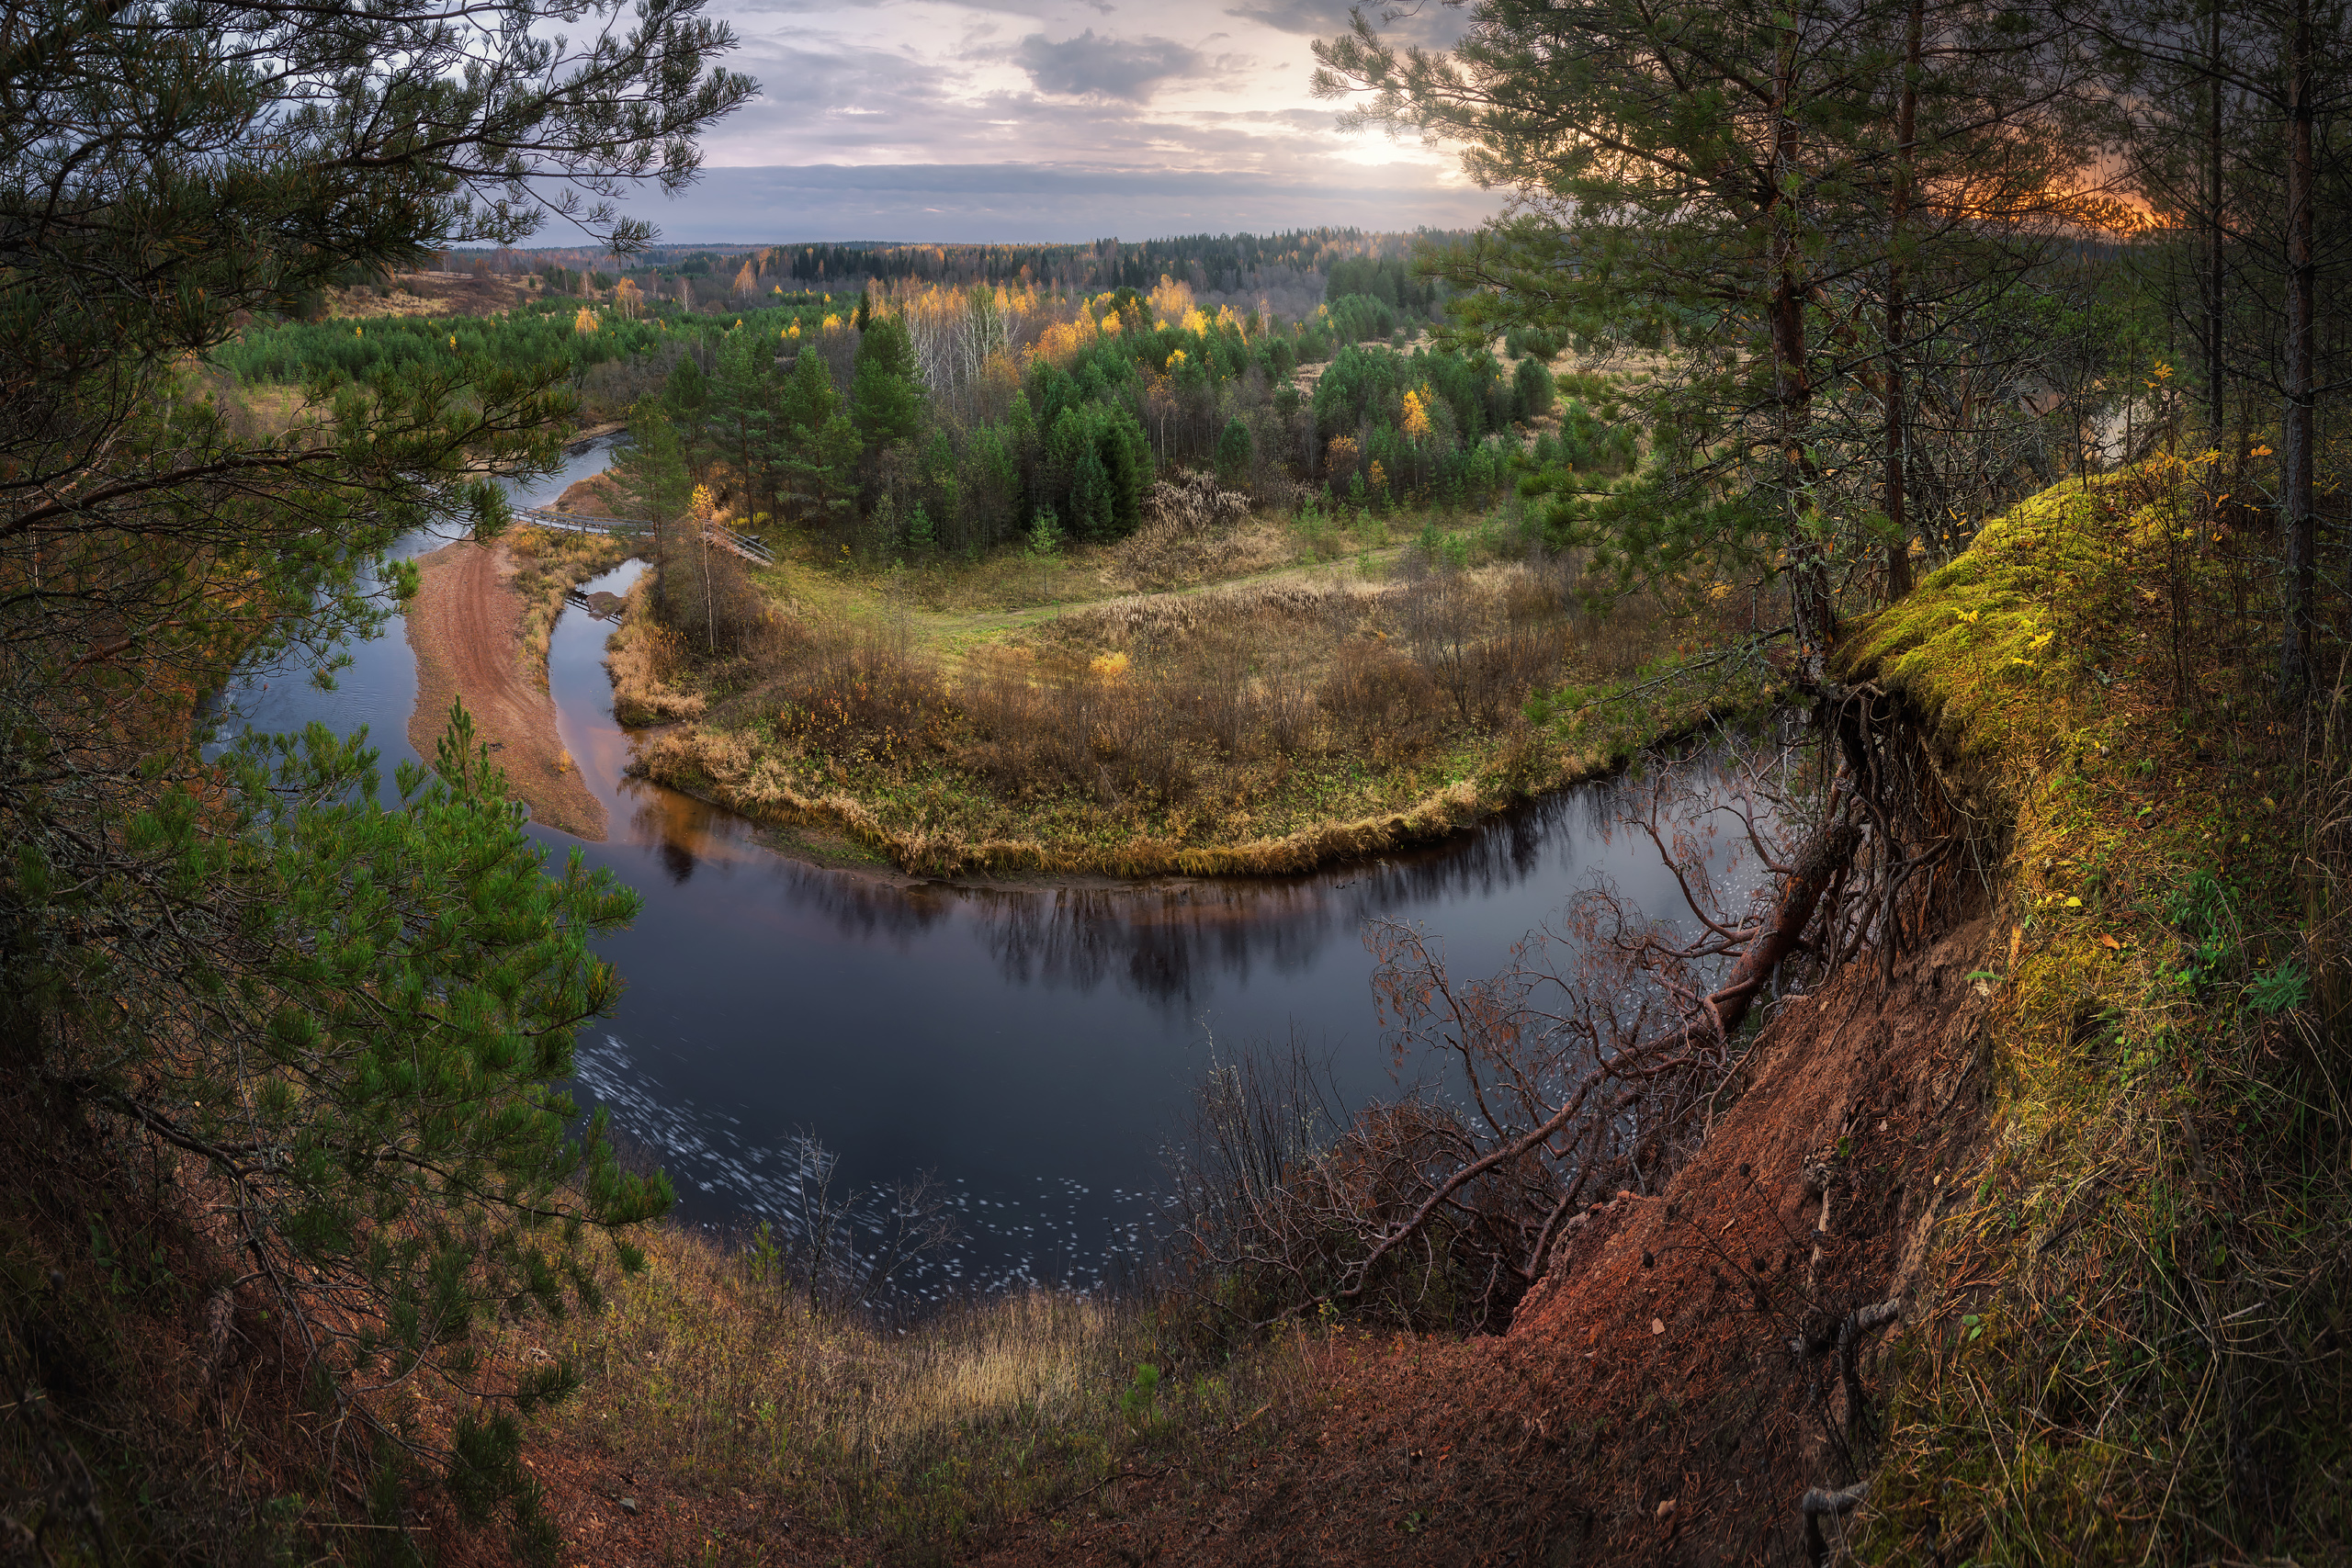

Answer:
[611,0,1496,241]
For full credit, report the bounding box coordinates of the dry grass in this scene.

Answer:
[319,270,536,320]
[622,544,1739,877]
[1110,473,1293,592]
[526,1221,1330,1562]
[1110,513,1299,592]
[507,525,634,679]
[605,576,707,725]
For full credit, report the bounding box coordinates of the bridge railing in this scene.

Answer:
[509,506,773,566]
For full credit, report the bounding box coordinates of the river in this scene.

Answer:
[213,438,1781,1298]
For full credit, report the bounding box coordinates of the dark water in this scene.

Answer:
[209,437,625,778]
[220,440,1780,1296]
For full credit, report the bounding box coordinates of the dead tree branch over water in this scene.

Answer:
[1175,712,1960,1335]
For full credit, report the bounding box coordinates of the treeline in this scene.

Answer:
[218,265,1577,560]
[605,276,1562,559]
[213,295,839,388]
[752,231,1459,299]
[447,231,1468,310]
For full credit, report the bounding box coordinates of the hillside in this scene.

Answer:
[378,463,2345,1562]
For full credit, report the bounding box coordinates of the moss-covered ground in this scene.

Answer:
[1838,459,2350,1561]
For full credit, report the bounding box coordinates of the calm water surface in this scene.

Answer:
[219,441,1778,1294]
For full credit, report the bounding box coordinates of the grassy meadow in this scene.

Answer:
[611,462,1777,880]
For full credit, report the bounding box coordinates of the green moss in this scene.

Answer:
[1840,464,2346,1563]
[1836,468,2158,769]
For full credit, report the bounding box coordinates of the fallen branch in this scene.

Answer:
[1340,818,1862,1305]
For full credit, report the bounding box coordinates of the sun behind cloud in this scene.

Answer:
[616,0,1492,240]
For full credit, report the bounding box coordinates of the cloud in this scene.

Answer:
[614,161,1498,243]
[1015,29,1204,100]
[655,0,1474,204]
[1223,0,1468,47]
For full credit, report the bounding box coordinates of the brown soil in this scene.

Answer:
[962,915,1999,1567]
[477,908,1998,1568]
[405,537,605,840]
[553,469,625,516]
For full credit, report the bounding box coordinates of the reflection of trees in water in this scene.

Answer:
[974,884,1337,1004]
[606,731,1758,1009]
[729,752,1746,1010]
[761,859,962,948]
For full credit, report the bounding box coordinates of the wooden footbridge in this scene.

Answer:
[511,505,775,566]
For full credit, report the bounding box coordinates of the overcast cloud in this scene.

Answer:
[596,0,1495,244]
[1016,29,1205,99]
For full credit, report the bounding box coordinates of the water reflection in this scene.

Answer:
[952,787,1646,1009]
[203,437,625,780]
[220,471,1791,1294]
[547,575,1686,1010]
[537,558,1783,1287]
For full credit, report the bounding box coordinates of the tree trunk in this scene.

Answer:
[1773,19,1833,673]
[1884,0,1924,603]
[2206,0,2226,454]
[2280,0,2316,697]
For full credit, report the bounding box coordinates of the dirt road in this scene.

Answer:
[405,536,606,840]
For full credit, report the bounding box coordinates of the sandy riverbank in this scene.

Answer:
[404,536,607,840]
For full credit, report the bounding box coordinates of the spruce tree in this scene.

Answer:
[850,314,925,451]
[1103,411,1152,536]
[1216,417,1255,487]
[779,350,864,530]
[712,326,780,514]
[609,402,695,615]
[1070,437,1116,542]
[664,351,714,470]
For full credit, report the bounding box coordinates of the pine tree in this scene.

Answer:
[1317,0,2104,655]
[0,0,750,1518]
[1511,356,1554,421]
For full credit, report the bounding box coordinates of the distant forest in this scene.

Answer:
[447,230,1459,322]
[236,231,1518,562]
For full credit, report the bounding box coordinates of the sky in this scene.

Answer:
[605,0,1501,244]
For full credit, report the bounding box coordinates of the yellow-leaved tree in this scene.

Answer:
[1401,389,1431,441]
